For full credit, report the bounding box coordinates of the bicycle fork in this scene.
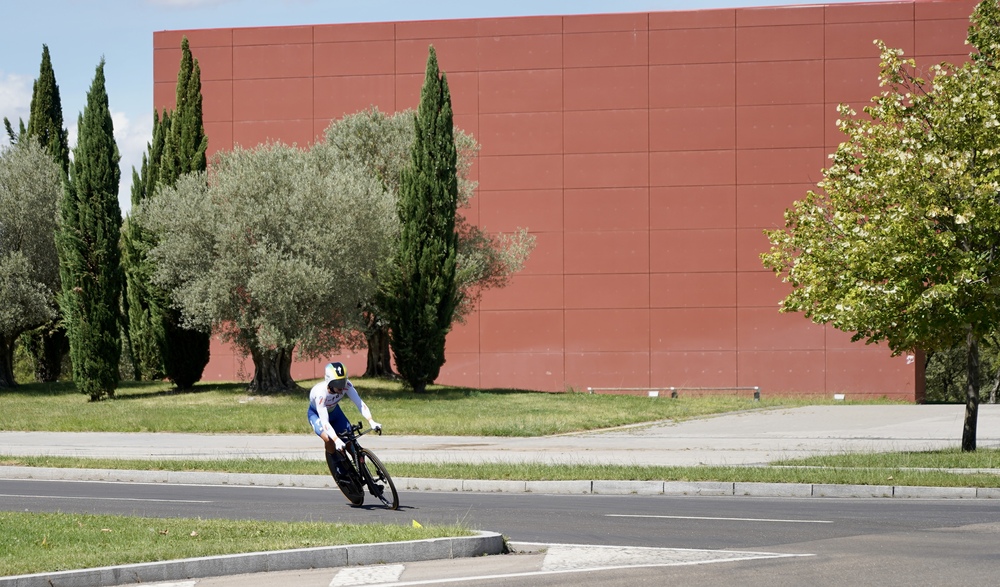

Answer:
[356,451,385,497]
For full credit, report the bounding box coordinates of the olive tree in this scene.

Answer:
[0,140,62,388]
[762,1,1000,451]
[136,143,396,393]
[316,107,534,378]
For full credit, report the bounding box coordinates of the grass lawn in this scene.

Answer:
[3,450,999,488]
[1,378,859,436]
[0,511,470,577]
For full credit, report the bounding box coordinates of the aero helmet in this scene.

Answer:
[325,361,348,390]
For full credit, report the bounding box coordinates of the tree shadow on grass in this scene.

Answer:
[114,380,310,401]
[112,380,249,401]
[5,381,79,398]
[357,381,539,402]
[4,380,261,401]
[9,378,532,402]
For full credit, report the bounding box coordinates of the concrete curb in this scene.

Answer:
[0,531,505,587]
[1,466,997,499]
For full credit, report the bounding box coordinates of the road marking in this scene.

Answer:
[607,514,833,524]
[355,543,812,586]
[330,564,404,586]
[0,493,212,504]
[140,582,197,587]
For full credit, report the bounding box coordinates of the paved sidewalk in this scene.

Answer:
[2,404,999,467]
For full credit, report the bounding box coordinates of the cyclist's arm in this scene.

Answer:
[344,383,374,422]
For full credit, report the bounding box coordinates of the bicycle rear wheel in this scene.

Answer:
[359,448,399,510]
[326,451,364,506]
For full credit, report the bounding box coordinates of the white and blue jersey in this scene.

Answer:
[307,379,372,440]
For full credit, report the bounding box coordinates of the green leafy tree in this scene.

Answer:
[56,59,122,401]
[380,47,461,393]
[762,1,1000,451]
[122,110,171,380]
[0,140,63,389]
[21,44,71,383]
[316,108,533,378]
[136,143,396,393]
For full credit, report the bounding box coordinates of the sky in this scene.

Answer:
[0,0,881,215]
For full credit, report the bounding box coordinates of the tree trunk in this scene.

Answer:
[0,335,17,389]
[362,312,396,379]
[962,329,980,452]
[248,346,300,394]
[27,324,67,382]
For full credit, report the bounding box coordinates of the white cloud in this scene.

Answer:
[112,109,154,216]
[0,71,32,146]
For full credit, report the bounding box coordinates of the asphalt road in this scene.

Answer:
[5,405,1000,585]
[3,479,1000,586]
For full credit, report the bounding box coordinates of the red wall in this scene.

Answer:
[153,0,977,399]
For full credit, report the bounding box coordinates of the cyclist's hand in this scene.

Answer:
[324,433,345,453]
[368,419,382,433]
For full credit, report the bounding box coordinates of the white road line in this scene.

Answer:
[356,557,812,587]
[330,564,405,586]
[356,543,813,586]
[606,514,833,524]
[0,493,212,504]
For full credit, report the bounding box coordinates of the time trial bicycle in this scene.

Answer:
[325,421,399,510]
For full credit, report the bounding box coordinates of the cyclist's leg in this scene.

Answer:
[307,404,326,442]
[327,405,353,480]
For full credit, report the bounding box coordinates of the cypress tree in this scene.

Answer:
[162,38,210,389]
[22,44,71,382]
[161,37,207,182]
[383,46,460,394]
[56,59,122,401]
[130,36,210,389]
[122,110,171,380]
[26,45,70,173]
[2,118,25,144]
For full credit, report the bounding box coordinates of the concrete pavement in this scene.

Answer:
[2,404,1000,496]
[2,404,999,467]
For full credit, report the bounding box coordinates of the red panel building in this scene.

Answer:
[153,0,978,400]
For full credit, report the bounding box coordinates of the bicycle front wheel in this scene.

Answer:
[360,448,399,510]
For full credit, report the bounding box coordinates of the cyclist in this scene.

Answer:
[308,362,381,459]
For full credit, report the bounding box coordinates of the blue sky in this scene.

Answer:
[1,0,877,214]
